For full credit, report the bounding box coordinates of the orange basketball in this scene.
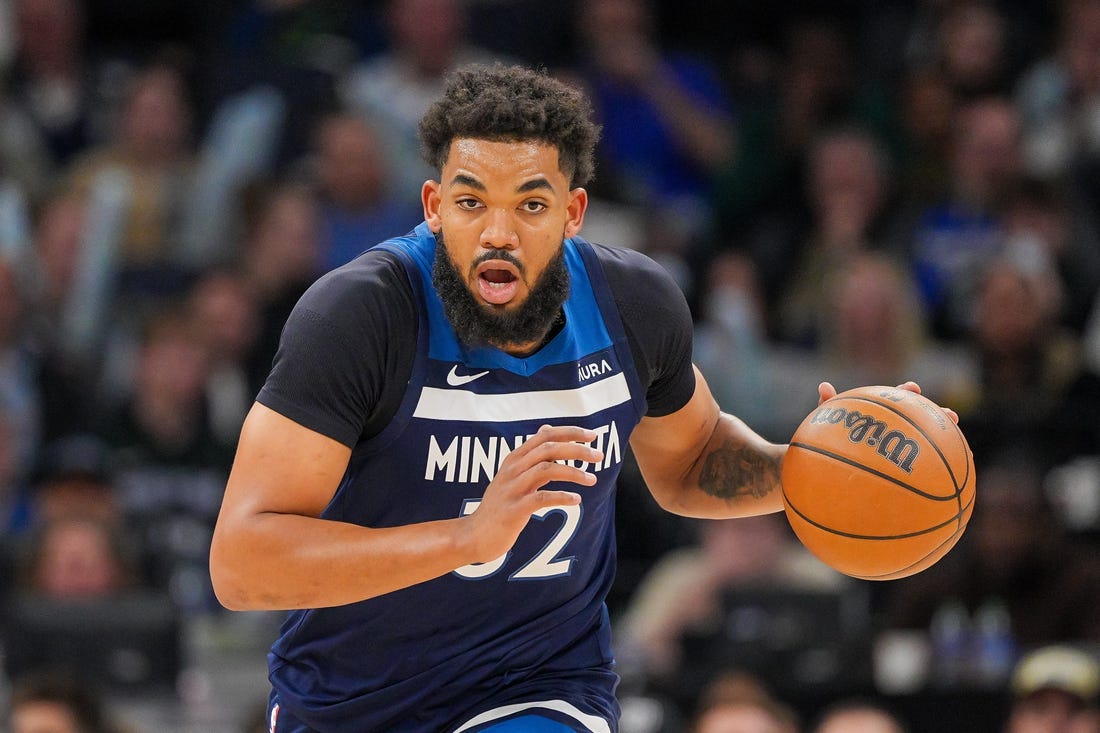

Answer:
[781,385,975,580]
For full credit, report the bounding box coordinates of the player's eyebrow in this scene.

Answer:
[450,173,486,190]
[516,178,554,194]
[449,174,555,194]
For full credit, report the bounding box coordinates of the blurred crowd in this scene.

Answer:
[2,0,1100,731]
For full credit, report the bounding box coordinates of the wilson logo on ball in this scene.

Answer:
[809,407,920,473]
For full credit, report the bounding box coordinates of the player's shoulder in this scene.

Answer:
[297,246,413,315]
[586,239,675,283]
[583,240,688,315]
[286,247,418,348]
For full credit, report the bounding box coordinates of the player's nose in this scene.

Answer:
[480,207,518,250]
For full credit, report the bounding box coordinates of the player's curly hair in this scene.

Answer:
[418,63,601,188]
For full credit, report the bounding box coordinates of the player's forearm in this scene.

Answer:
[209,513,476,611]
[694,412,786,512]
[647,412,786,518]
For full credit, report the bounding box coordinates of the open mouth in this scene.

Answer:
[475,262,521,305]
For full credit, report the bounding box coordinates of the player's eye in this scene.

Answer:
[521,201,547,213]
[456,198,483,210]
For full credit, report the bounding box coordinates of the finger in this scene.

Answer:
[531,490,582,508]
[512,425,598,458]
[818,382,837,405]
[895,381,921,394]
[943,407,960,425]
[506,437,604,477]
[527,461,599,489]
[530,440,604,465]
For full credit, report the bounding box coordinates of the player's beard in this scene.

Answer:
[432,229,570,350]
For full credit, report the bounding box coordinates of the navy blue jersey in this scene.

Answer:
[256,222,695,732]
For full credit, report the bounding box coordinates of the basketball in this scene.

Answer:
[781,385,975,580]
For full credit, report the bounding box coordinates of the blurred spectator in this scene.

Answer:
[893,69,957,210]
[616,511,845,687]
[903,94,1022,339]
[999,176,1100,335]
[339,0,505,197]
[695,669,780,711]
[203,0,381,167]
[711,15,896,247]
[962,248,1100,471]
[818,253,924,385]
[0,408,25,534]
[7,669,124,733]
[811,699,908,733]
[99,308,226,470]
[932,2,1013,99]
[6,0,120,171]
[1015,0,1100,182]
[688,670,800,733]
[306,111,423,271]
[3,437,181,697]
[65,59,197,289]
[691,251,779,438]
[0,256,42,484]
[28,433,120,530]
[4,516,140,689]
[97,308,228,613]
[24,190,86,343]
[20,190,102,431]
[1005,644,1100,733]
[3,513,181,695]
[691,699,799,733]
[17,514,136,599]
[705,251,978,443]
[0,87,53,206]
[0,254,100,528]
[237,180,324,392]
[813,252,979,411]
[765,126,894,344]
[878,0,1043,88]
[881,453,1100,651]
[0,432,126,601]
[569,0,734,220]
[185,268,261,446]
[893,0,976,76]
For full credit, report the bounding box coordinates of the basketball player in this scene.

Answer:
[209,64,936,732]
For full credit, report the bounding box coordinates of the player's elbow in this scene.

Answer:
[645,477,695,516]
[635,461,697,516]
[209,571,248,612]
[208,531,257,611]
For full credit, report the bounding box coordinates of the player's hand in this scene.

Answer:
[462,424,603,564]
[817,381,959,424]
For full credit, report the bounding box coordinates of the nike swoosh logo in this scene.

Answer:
[446,365,490,386]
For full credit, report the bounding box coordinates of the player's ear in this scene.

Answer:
[423,180,442,232]
[564,187,588,239]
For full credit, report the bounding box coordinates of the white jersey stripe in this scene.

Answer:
[452,698,612,733]
[413,373,631,422]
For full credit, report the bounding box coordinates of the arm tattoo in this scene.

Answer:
[698,440,780,500]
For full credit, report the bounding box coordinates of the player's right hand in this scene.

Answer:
[462,424,603,565]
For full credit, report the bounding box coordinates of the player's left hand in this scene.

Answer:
[817,381,960,425]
